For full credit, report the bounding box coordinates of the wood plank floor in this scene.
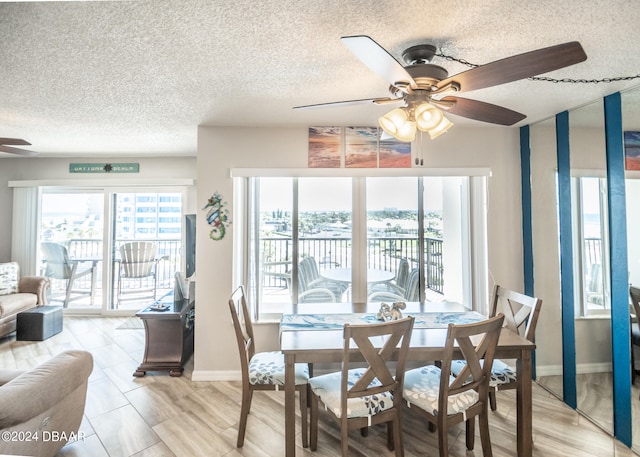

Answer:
[0,316,637,457]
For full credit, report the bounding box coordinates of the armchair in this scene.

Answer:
[0,261,49,338]
[0,350,93,457]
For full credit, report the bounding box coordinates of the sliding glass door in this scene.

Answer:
[39,188,184,313]
[40,191,104,310]
[111,192,182,310]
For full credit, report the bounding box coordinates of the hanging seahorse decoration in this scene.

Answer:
[202,191,231,240]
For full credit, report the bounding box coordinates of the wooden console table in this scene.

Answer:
[134,294,194,377]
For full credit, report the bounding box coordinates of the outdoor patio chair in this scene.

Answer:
[40,241,97,307]
[117,241,164,305]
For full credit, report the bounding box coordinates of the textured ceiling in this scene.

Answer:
[1,0,640,157]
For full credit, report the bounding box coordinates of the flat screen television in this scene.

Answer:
[185,214,196,278]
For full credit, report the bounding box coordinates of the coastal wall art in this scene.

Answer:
[308,126,341,168]
[308,126,412,168]
[345,127,378,168]
[379,135,412,168]
[624,131,640,170]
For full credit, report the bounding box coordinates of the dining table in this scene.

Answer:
[280,301,536,457]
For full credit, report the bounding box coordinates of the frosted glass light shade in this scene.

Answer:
[428,115,454,139]
[378,108,408,136]
[415,103,443,131]
[393,119,417,142]
[378,108,417,142]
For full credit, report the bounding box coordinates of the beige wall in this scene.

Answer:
[193,125,526,380]
[0,124,613,379]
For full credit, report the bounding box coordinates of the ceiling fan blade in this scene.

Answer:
[341,35,417,91]
[436,41,587,93]
[439,96,526,126]
[0,145,38,156]
[294,97,401,110]
[0,138,31,146]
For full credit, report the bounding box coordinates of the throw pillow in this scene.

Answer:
[0,262,19,296]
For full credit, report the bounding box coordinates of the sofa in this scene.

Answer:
[0,350,93,457]
[0,262,50,338]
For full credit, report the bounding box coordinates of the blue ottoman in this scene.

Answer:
[16,306,63,341]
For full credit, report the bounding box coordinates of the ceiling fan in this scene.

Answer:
[294,35,587,141]
[0,138,38,157]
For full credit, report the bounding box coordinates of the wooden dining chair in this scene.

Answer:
[309,316,415,457]
[451,285,542,411]
[228,285,309,448]
[403,314,504,457]
[486,285,542,410]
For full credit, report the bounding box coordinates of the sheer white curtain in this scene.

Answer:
[10,186,40,275]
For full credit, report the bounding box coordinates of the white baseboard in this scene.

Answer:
[536,365,563,377]
[536,362,612,378]
[576,362,612,374]
[191,370,241,382]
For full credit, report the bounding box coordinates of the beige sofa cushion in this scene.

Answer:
[0,350,93,457]
[0,293,38,317]
[0,262,19,296]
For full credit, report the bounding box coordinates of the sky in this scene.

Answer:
[259,177,446,212]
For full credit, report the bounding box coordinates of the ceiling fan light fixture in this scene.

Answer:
[427,115,454,139]
[378,108,417,142]
[379,102,453,142]
[378,107,409,137]
[414,102,443,131]
[394,119,417,142]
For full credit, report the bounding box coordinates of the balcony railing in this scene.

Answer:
[43,238,181,305]
[261,236,443,295]
[584,238,602,267]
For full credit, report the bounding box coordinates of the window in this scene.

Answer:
[238,173,485,320]
[572,176,610,316]
[38,188,185,312]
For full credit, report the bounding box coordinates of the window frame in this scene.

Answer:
[571,173,611,317]
[231,168,490,321]
[9,178,193,315]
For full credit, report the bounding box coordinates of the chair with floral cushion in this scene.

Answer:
[403,314,504,457]
[451,285,543,411]
[228,285,309,448]
[309,316,414,457]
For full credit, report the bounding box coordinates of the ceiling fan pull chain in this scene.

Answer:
[416,130,424,166]
[437,51,640,85]
[530,74,640,84]
[436,52,478,69]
